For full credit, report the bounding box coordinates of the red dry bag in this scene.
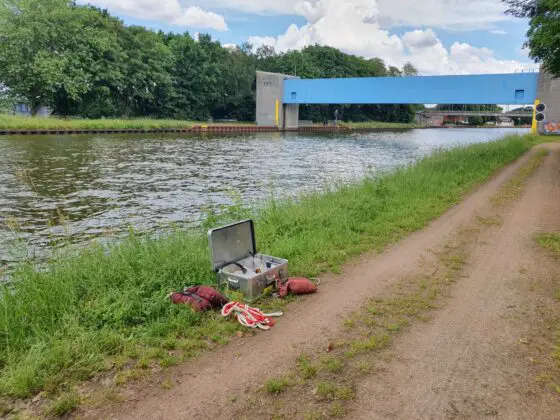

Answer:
[185,285,229,308]
[170,291,212,312]
[279,277,318,298]
[170,286,229,312]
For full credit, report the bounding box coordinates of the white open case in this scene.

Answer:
[208,219,288,301]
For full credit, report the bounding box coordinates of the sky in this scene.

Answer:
[80,0,539,76]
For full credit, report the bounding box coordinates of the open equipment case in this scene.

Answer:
[208,219,288,301]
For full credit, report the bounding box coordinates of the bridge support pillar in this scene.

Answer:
[536,69,560,135]
[256,71,299,130]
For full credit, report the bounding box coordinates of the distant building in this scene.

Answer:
[497,117,514,127]
[14,102,31,116]
[13,102,51,117]
[418,114,444,127]
[443,115,468,125]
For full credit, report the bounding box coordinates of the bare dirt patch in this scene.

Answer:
[351,144,560,419]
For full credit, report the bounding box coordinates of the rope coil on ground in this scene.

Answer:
[221,301,283,330]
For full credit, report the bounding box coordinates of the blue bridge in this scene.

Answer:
[255,69,558,134]
[283,73,539,105]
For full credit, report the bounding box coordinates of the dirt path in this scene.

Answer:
[352,144,560,419]
[82,145,559,420]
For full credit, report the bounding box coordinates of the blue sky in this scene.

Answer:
[83,1,536,75]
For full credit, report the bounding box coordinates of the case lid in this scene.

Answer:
[208,219,257,272]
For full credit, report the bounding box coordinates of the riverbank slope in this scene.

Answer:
[85,141,560,420]
[0,134,544,417]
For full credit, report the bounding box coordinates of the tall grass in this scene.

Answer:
[0,115,253,130]
[0,115,415,131]
[0,134,536,398]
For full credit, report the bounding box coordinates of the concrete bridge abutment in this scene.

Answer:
[536,70,560,135]
[256,71,299,130]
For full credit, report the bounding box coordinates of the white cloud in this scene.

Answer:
[250,0,404,61]
[178,0,511,31]
[247,36,277,49]
[445,42,533,74]
[248,1,536,75]
[489,29,507,35]
[403,32,536,74]
[402,29,440,50]
[180,0,301,15]
[173,6,228,31]
[83,0,513,36]
[84,1,228,31]
[376,0,510,30]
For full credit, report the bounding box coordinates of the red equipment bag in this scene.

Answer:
[170,286,229,312]
[170,291,212,312]
[185,285,229,308]
[278,277,319,298]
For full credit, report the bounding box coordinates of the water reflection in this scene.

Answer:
[0,128,528,264]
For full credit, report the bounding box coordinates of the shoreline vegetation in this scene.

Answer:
[344,121,422,130]
[0,115,421,131]
[0,115,246,130]
[0,134,539,411]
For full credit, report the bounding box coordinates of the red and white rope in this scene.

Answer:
[221,301,283,330]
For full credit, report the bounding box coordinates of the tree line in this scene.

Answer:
[0,0,419,123]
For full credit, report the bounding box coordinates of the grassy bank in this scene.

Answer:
[0,115,420,131]
[345,121,421,130]
[0,135,538,403]
[0,115,254,130]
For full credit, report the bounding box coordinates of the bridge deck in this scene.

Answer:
[283,73,539,105]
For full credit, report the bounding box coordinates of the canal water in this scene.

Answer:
[0,128,528,265]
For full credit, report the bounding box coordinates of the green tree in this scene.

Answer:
[403,62,419,76]
[0,86,21,114]
[435,104,503,112]
[468,116,484,126]
[213,43,257,121]
[255,45,278,73]
[118,26,172,116]
[165,33,228,120]
[388,66,402,76]
[503,0,560,76]
[52,7,127,117]
[0,0,117,114]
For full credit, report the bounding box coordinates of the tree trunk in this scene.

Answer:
[31,101,41,117]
